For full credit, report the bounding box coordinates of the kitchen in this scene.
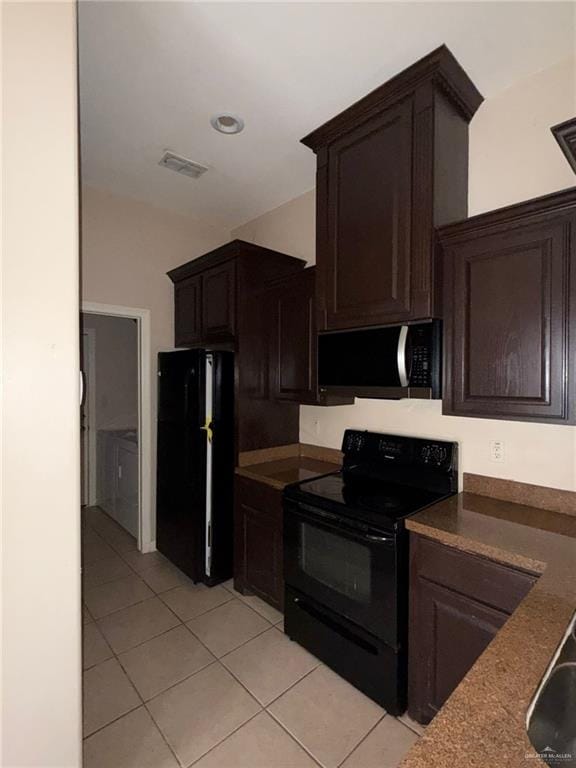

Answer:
[10,3,575,767]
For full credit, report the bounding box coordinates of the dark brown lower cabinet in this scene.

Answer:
[408,534,537,724]
[234,476,283,610]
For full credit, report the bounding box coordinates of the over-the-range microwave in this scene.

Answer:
[318,320,442,400]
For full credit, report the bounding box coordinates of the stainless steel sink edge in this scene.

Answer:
[526,612,576,766]
[526,612,576,731]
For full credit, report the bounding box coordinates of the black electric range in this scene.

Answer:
[283,429,458,714]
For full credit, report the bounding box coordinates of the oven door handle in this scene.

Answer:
[364,533,393,543]
[290,504,394,545]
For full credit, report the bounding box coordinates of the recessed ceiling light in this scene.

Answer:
[210,113,245,135]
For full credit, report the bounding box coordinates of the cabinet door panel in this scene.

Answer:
[234,478,283,609]
[202,262,235,341]
[277,293,314,398]
[408,534,536,725]
[175,275,202,346]
[238,292,269,400]
[270,269,316,403]
[444,218,572,422]
[418,579,507,717]
[243,504,282,609]
[324,100,413,329]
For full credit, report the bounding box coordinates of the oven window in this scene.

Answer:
[299,522,371,603]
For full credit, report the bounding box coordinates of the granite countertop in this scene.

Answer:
[401,487,576,768]
[235,443,342,490]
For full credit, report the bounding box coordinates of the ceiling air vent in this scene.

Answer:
[159,151,209,180]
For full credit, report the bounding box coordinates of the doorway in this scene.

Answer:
[81,302,153,552]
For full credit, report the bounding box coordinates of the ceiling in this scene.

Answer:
[78,2,575,229]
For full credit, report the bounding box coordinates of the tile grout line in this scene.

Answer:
[336,713,388,768]
[82,701,144,742]
[83,564,186,767]
[85,509,337,767]
[120,623,275,764]
[87,591,160,622]
[83,536,278,681]
[156,589,235,618]
[83,511,185,760]
[84,517,421,767]
[222,583,284,623]
[254,663,331,767]
[185,617,275,662]
[184,708,265,768]
[86,595,273,725]
[265,703,327,768]
[85,661,183,768]
[83,651,146,742]
[219,641,321,710]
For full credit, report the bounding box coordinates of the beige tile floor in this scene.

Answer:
[82,506,423,768]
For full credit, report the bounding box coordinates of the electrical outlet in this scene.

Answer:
[490,440,505,463]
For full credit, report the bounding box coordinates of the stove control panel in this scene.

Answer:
[345,431,366,453]
[342,430,456,472]
[419,443,449,467]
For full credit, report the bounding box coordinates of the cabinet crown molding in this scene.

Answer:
[300,44,483,152]
[167,239,306,284]
[551,117,576,175]
[437,186,576,243]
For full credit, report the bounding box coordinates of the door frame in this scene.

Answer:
[81,301,153,553]
[81,327,97,505]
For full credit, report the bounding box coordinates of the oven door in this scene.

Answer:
[284,499,402,647]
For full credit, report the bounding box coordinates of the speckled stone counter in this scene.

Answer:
[235,442,341,490]
[401,485,576,768]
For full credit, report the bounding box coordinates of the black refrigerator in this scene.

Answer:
[156,349,234,586]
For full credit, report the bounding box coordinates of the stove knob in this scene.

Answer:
[432,446,447,465]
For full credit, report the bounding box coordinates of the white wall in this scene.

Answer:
[81,186,230,535]
[233,58,576,491]
[231,189,316,264]
[469,57,575,215]
[1,2,82,766]
[82,314,139,430]
[81,186,230,355]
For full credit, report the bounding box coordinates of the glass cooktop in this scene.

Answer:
[285,471,449,529]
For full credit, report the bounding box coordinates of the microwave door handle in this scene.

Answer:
[397,325,409,387]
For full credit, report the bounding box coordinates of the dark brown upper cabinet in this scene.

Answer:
[201,261,236,342]
[168,239,305,350]
[301,45,483,332]
[269,268,316,403]
[169,240,306,453]
[439,188,576,425]
[266,267,353,406]
[174,273,202,346]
